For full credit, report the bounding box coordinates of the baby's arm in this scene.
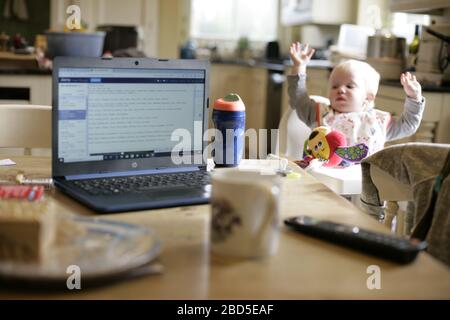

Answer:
[386,73,425,141]
[286,43,318,127]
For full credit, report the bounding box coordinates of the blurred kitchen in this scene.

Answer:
[1,0,450,148]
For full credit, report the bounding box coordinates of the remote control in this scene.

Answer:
[284,216,427,264]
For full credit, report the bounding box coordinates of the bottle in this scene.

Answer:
[409,25,421,55]
[407,25,421,70]
[180,40,196,59]
[212,93,246,167]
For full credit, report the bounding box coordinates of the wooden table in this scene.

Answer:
[1,156,450,299]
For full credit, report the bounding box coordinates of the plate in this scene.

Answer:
[0,215,161,287]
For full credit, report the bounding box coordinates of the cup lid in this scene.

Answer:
[214,93,245,111]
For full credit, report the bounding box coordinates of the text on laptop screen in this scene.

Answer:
[57,67,205,163]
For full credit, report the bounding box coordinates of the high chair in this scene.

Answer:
[361,143,450,254]
[0,104,51,156]
[276,96,363,200]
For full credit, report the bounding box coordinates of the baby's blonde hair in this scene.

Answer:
[329,59,380,107]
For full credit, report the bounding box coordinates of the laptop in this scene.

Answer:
[52,57,211,213]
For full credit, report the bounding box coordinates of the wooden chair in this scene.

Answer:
[361,143,450,237]
[0,104,51,155]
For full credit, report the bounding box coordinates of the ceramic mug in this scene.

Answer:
[210,169,281,259]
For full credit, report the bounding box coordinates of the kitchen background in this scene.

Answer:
[1,0,450,155]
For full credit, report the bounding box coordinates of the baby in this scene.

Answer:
[288,42,425,156]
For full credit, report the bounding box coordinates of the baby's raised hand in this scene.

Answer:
[400,72,422,102]
[290,42,315,74]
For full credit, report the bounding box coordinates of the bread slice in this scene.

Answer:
[0,199,55,263]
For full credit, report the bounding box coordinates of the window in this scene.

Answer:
[190,0,279,41]
[391,12,430,44]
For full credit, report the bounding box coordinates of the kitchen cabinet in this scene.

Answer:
[389,0,450,14]
[0,74,52,156]
[305,68,330,97]
[281,67,330,117]
[210,64,268,158]
[281,0,356,26]
[0,74,52,106]
[210,64,267,132]
[376,85,450,144]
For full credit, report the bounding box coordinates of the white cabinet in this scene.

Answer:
[0,75,52,106]
[376,85,450,144]
[281,0,356,26]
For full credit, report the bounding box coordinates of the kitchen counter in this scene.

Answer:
[212,58,286,71]
[0,72,52,105]
[212,58,333,72]
[0,52,51,75]
[381,79,450,93]
[0,68,51,75]
[0,57,333,75]
[304,59,334,70]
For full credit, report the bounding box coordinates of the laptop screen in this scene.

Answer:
[57,67,205,164]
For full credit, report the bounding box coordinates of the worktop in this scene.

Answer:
[0,72,51,105]
[211,58,287,72]
[0,58,448,93]
[380,79,450,93]
[0,69,51,75]
[211,58,333,72]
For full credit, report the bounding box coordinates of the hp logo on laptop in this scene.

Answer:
[131,162,138,168]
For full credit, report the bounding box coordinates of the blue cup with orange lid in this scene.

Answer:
[212,93,246,167]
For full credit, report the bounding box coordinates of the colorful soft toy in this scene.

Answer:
[296,126,369,169]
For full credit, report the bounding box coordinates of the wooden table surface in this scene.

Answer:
[1,156,449,299]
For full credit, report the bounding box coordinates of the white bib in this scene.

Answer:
[321,108,391,155]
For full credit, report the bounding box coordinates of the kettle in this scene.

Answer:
[367,33,406,60]
[366,31,406,80]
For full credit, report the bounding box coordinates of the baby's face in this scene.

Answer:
[328,68,370,113]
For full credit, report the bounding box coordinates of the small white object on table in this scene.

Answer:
[309,164,362,196]
[207,157,291,175]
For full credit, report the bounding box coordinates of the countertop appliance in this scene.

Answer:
[416,24,450,86]
[367,34,406,60]
[366,33,406,80]
[96,25,138,55]
[265,41,280,61]
[425,27,450,72]
[45,31,105,58]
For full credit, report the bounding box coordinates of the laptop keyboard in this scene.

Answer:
[71,171,210,196]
